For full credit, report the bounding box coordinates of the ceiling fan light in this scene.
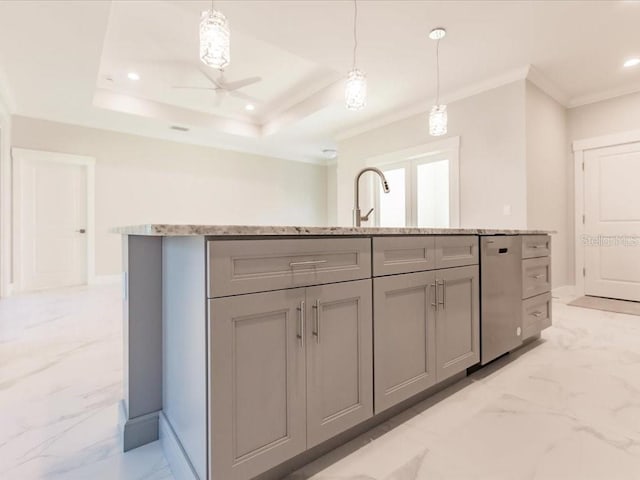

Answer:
[200,9,230,69]
[345,69,367,111]
[429,104,448,136]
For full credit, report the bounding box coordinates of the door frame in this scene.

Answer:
[12,148,96,292]
[572,128,640,297]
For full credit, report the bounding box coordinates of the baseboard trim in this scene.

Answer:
[159,412,200,480]
[552,285,576,298]
[119,400,160,452]
[90,274,121,285]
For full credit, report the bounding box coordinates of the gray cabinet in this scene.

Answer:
[209,279,373,479]
[435,236,479,269]
[522,292,552,341]
[374,265,479,413]
[435,265,480,382]
[373,271,437,414]
[209,288,307,480]
[522,256,551,299]
[306,280,373,448]
[373,236,436,276]
[208,238,371,297]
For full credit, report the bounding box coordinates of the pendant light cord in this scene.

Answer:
[352,0,358,69]
[435,38,441,106]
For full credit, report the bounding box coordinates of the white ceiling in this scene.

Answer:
[0,0,639,163]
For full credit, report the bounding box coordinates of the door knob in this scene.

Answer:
[76,229,86,234]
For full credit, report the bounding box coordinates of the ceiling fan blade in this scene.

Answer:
[172,86,218,91]
[228,90,261,104]
[199,68,224,88]
[222,76,262,91]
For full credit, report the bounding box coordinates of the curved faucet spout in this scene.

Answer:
[353,167,391,227]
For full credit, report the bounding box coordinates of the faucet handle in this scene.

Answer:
[361,208,374,222]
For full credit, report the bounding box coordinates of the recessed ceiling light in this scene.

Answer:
[429,28,446,40]
[624,58,640,68]
[322,149,338,160]
[127,72,140,81]
[245,104,255,111]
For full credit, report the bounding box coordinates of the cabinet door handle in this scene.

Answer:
[312,299,320,343]
[430,283,438,311]
[532,311,543,318]
[289,260,327,268]
[296,301,305,346]
[531,273,545,279]
[438,280,446,309]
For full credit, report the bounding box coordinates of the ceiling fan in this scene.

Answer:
[172,69,262,108]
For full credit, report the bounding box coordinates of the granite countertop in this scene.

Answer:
[112,224,554,237]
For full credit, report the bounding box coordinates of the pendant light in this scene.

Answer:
[345,0,366,111]
[200,0,230,69]
[429,27,447,136]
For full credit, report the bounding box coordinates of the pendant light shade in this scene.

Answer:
[200,8,230,69]
[345,68,367,111]
[345,0,366,110]
[429,27,447,136]
[429,104,447,136]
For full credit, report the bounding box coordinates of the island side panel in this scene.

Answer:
[162,236,208,480]
[122,235,163,451]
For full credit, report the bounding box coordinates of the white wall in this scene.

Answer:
[0,97,11,296]
[326,162,337,225]
[569,91,640,141]
[525,82,570,287]
[11,116,328,277]
[337,81,528,229]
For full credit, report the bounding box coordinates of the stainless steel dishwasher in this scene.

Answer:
[480,235,522,365]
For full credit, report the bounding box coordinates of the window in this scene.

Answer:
[371,137,459,228]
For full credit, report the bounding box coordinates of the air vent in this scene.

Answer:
[170,125,190,132]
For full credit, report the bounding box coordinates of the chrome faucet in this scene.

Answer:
[353,167,390,227]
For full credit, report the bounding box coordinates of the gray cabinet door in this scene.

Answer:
[305,279,373,448]
[209,288,307,480]
[373,271,437,414]
[435,265,480,382]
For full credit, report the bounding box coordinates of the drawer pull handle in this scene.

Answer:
[289,260,328,268]
[532,245,546,249]
[530,274,545,279]
[531,311,544,318]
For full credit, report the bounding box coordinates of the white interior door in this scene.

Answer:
[584,141,640,302]
[18,151,89,291]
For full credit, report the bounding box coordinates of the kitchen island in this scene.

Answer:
[115,225,553,480]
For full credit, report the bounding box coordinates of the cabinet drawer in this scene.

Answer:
[435,235,478,269]
[522,256,551,299]
[373,236,436,276]
[522,235,551,259]
[522,292,552,340]
[208,238,371,297]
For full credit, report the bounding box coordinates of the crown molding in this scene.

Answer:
[525,65,570,107]
[568,84,640,109]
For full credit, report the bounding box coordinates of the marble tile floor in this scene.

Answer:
[0,285,172,480]
[1,286,639,480]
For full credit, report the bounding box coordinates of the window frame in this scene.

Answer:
[369,136,460,228]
